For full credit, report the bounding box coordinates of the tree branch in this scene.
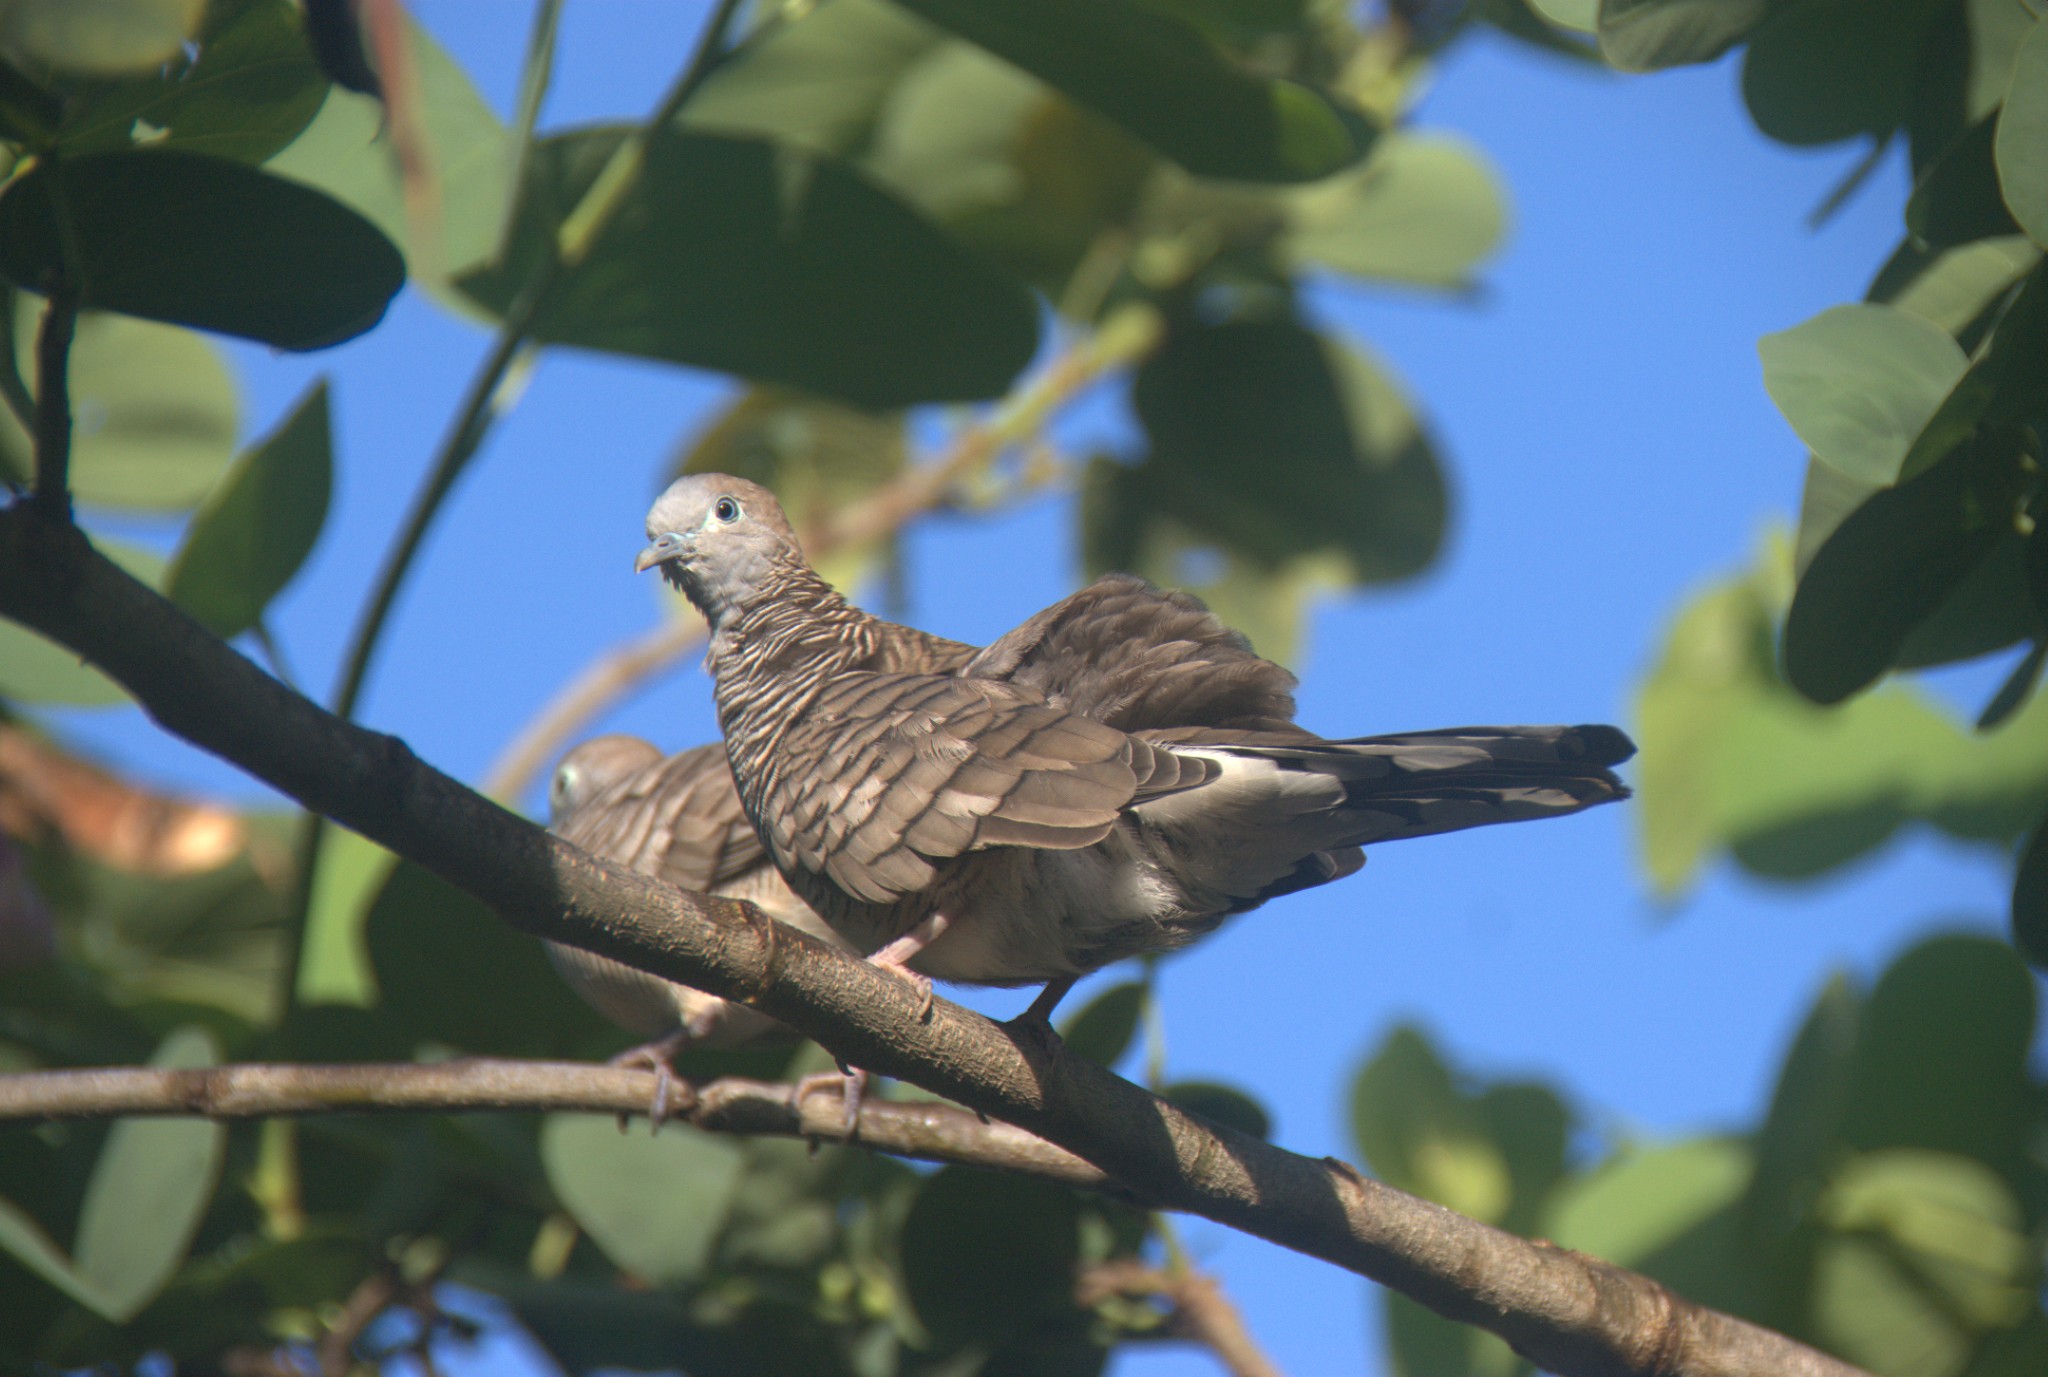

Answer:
[1078,1259,1284,1377]
[0,506,1870,1377]
[31,283,77,519]
[0,1059,1118,1191]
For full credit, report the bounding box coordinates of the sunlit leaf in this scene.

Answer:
[889,0,1372,182]
[166,381,333,639]
[0,151,405,350]
[0,305,238,511]
[1757,303,1967,488]
[1543,1138,1752,1268]
[1351,1026,1512,1224]
[1995,13,2048,249]
[1881,234,2038,335]
[58,0,330,164]
[0,0,202,75]
[1282,132,1507,289]
[1595,0,1766,72]
[459,126,1039,407]
[71,1026,225,1321]
[539,1115,744,1288]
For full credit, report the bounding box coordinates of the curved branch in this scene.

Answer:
[0,1060,1115,1191]
[0,507,1869,1377]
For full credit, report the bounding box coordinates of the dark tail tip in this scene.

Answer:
[1566,724,1637,767]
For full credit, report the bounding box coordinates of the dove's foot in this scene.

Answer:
[609,1029,695,1132]
[794,1065,870,1139]
[867,912,952,1021]
[1009,977,1078,1037]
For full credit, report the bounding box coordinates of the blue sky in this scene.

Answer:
[49,4,2020,1374]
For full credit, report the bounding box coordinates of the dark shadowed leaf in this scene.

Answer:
[1741,0,1953,146]
[459,126,1039,407]
[1161,1080,1271,1140]
[1891,530,2040,671]
[1758,303,1966,487]
[0,151,404,349]
[58,0,330,164]
[1907,114,2021,251]
[2011,812,2048,969]
[539,1115,744,1287]
[0,306,238,510]
[166,381,333,639]
[901,1167,1082,1349]
[1783,426,2030,704]
[1996,13,2048,248]
[1896,260,2048,484]
[0,58,60,146]
[1058,980,1145,1067]
[71,1026,225,1321]
[888,0,1372,182]
[1596,0,1766,72]
[1976,638,2046,730]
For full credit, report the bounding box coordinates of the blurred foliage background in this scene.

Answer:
[0,0,2044,1372]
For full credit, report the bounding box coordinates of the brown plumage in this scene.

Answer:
[637,474,1634,1008]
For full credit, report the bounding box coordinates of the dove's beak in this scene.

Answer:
[635,532,687,574]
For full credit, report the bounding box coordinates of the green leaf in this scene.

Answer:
[0,150,405,350]
[1896,258,2048,484]
[366,859,607,1056]
[0,305,238,510]
[0,0,202,75]
[0,536,161,704]
[1161,1080,1271,1140]
[1881,234,2038,335]
[0,56,59,146]
[539,1115,744,1287]
[1745,974,1858,1241]
[1811,1149,2032,1373]
[1757,303,1967,488]
[1281,131,1508,289]
[1783,426,2030,704]
[887,0,1371,182]
[57,0,330,164]
[72,1026,225,1321]
[673,387,906,594]
[1995,13,2048,249]
[166,381,333,639]
[2011,812,2048,968]
[1907,114,2021,251]
[1595,0,1766,72]
[900,1166,1082,1349]
[1057,980,1145,1067]
[1741,0,1953,147]
[1544,1138,1752,1269]
[459,126,1039,407]
[296,825,392,1005]
[1351,1026,1512,1224]
[264,13,514,290]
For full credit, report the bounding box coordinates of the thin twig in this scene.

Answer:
[0,285,37,451]
[30,282,77,520]
[317,1269,398,1377]
[1078,1259,1284,1377]
[482,304,1166,800]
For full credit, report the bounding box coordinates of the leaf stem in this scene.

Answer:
[30,281,77,520]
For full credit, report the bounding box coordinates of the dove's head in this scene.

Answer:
[637,473,804,623]
[548,734,661,827]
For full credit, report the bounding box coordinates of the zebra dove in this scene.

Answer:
[636,474,1634,1021]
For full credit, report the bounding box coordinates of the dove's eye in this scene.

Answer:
[713,496,742,523]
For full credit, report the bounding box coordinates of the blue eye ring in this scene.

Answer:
[713,496,741,523]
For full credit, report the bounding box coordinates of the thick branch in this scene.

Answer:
[31,285,77,518]
[0,1060,1114,1190]
[0,507,1868,1377]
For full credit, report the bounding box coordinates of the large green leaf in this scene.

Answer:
[1908,114,2021,251]
[899,1166,1082,1349]
[0,0,201,75]
[57,0,330,164]
[0,536,162,704]
[539,1115,744,1288]
[1995,13,2048,249]
[1896,259,2048,484]
[263,13,514,289]
[1351,1026,1513,1224]
[1783,425,2031,703]
[1745,974,1859,1242]
[166,381,333,639]
[886,0,1371,183]
[1281,131,1508,289]
[1881,235,2038,335]
[0,151,405,350]
[459,126,1039,407]
[1546,1138,1753,1265]
[1757,303,1967,488]
[1057,979,1145,1067]
[1595,0,1766,72]
[1741,0,1955,147]
[0,304,238,510]
[71,1026,225,1321]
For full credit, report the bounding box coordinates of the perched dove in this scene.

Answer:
[636,474,1634,1021]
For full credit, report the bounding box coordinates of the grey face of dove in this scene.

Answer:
[548,733,663,825]
[636,474,806,627]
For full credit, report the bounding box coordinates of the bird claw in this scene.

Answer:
[609,1029,693,1133]
[794,1066,869,1139]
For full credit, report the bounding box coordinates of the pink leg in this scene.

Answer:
[867,911,952,1020]
[608,1028,694,1132]
[793,1065,870,1139]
